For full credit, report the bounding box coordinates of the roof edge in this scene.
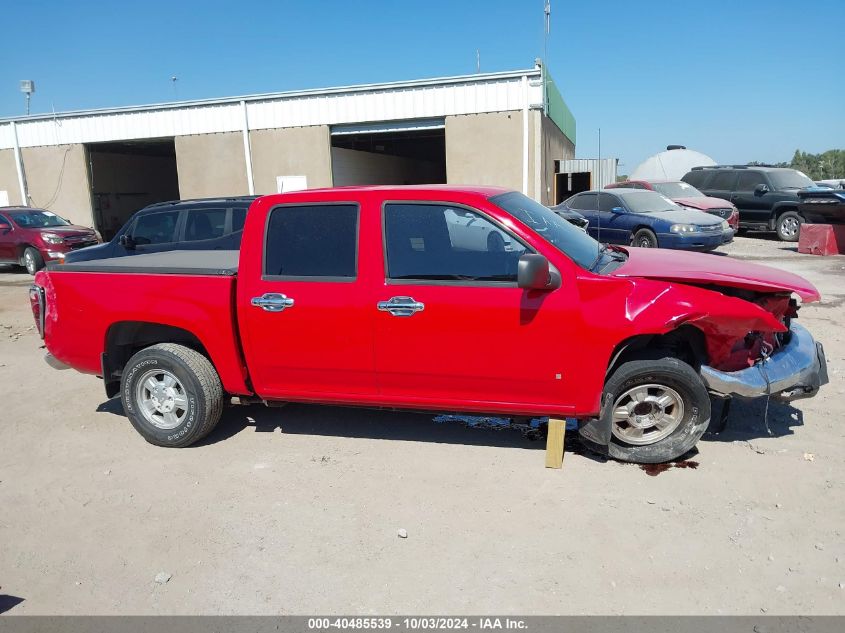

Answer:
[0,68,541,125]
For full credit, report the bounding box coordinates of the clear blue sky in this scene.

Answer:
[2,0,842,172]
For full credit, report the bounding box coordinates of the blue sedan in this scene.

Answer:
[553,189,731,251]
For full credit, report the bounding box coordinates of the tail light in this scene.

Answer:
[29,285,45,339]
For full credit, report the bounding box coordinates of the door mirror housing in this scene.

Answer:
[611,206,626,214]
[0,226,10,235]
[754,183,769,195]
[517,254,560,291]
[118,234,136,250]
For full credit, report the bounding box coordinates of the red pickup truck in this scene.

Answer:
[30,186,828,464]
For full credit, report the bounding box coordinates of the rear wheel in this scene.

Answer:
[22,247,44,275]
[121,343,223,447]
[583,357,711,463]
[776,211,803,242]
[631,228,658,248]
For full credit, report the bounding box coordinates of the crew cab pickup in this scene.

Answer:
[30,186,829,464]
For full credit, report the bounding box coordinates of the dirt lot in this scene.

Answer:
[1,235,843,615]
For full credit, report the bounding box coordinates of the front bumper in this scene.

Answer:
[658,231,725,251]
[700,323,828,401]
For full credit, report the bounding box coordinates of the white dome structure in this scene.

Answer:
[629,146,716,181]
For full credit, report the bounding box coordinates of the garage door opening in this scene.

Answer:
[86,139,180,240]
[554,171,592,205]
[330,120,446,187]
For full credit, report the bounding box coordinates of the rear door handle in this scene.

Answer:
[251,293,294,312]
[377,296,425,317]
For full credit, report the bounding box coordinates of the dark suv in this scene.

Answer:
[682,166,815,241]
[62,196,257,264]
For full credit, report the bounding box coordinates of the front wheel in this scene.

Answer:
[22,247,44,275]
[776,211,803,242]
[121,343,224,447]
[585,357,711,463]
[631,228,658,248]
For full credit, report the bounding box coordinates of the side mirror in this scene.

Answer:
[518,254,560,291]
[611,206,625,214]
[0,226,10,235]
[118,234,136,250]
[754,184,769,195]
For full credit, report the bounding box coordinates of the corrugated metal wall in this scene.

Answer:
[0,70,543,150]
[558,158,618,189]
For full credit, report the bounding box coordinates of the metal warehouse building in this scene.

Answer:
[0,64,575,238]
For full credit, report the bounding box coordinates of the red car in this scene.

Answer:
[30,186,827,464]
[607,180,740,230]
[0,207,101,274]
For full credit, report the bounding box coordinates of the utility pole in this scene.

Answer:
[20,80,35,115]
[543,1,551,113]
[476,49,480,73]
[598,128,602,188]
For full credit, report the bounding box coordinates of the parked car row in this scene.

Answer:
[556,164,842,247]
[552,188,732,252]
[1,197,256,273]
[4,163,840,274]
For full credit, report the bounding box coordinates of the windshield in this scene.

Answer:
[490,191,599,270]
[10,210,71,228]
[651,181,704,198]
[770,170,814,190]
[621,191,679,214]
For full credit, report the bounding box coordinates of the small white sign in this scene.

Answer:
[0,190,9,206]
[276,175,308,193]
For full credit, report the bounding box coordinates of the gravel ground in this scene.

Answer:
[0,235,843,615]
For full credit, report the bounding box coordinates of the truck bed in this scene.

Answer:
[48,250,239,276]
[40,249,250,395]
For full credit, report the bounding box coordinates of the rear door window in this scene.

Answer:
[598,193,619,212]
[130,210,179,245]
[568,193,598,211]
[736,171,767,191]
[708,171,738,191]
[183,208,227,242]
[264,204,358,279]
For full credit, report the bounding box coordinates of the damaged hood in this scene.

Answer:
[609,247,821,302]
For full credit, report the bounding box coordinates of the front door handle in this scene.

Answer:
[251,293,295,312]
[377,296,425,317]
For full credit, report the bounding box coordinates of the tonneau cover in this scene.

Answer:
[48,250,239,276]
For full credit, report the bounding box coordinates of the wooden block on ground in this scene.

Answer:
[545,418,566,469]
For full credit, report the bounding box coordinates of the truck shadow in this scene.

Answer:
[96,396,554,451]
[212,404,555,451]
[96,395,805,455]
[702,397,804,443]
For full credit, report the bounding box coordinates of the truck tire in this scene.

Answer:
[591,357,711,463]
[120,343,224,447]
[631,228,658,248]
[776,211,803,242]
[22,247,44,275]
